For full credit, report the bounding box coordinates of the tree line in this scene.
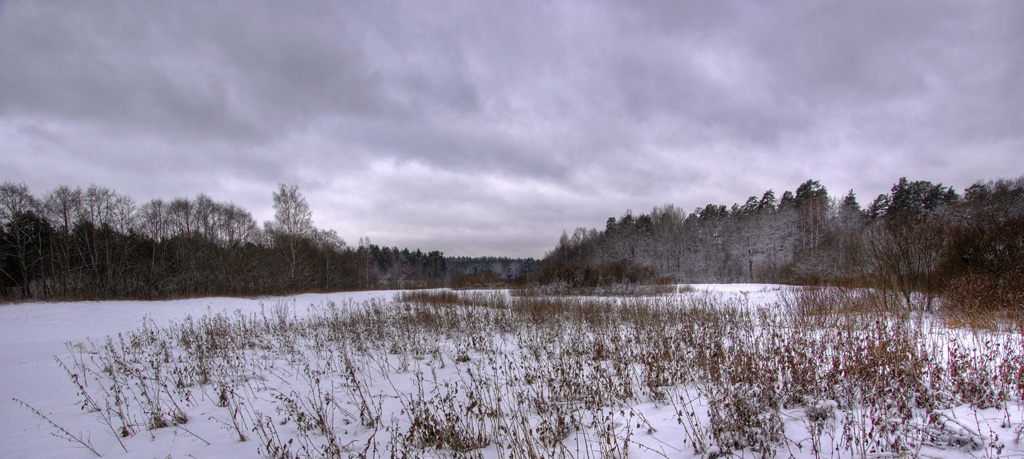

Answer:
[537,176,1024,310]
[0,183,447,301]
[6,175,1020,307]
[446,256,539,288]
[358,238,447,290]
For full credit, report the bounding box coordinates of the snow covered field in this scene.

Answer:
[0,291,397,458]
[2,285,1022,458]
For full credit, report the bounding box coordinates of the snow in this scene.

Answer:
[0,291,397,459]
[1,285,1021,458]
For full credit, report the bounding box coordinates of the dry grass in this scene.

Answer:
[26,287,1024,457]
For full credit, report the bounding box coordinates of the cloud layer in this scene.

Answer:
[2,1,1021,257]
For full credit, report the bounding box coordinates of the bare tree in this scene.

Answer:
[167,198,195,238]
[266,184,313,237]
[219,203,262,247]
[43,186,83,297]
[0,182,37,224]
[265,184,315,287]
[136,199,170,243]
[1,182,43,298]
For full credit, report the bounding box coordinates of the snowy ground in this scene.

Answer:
[0,291,397,459]
[1,285,1021,458]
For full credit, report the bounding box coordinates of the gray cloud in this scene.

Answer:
[1,0,1021,257]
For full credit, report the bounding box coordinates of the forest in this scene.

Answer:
[446,256,540,288]
[537,176,1024,310]
[0,183,450,301]
[3,176,1023,307]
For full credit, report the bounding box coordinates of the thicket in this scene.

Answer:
[537,176,1024,312]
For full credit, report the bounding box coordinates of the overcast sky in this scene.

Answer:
[1,1,1021,257]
